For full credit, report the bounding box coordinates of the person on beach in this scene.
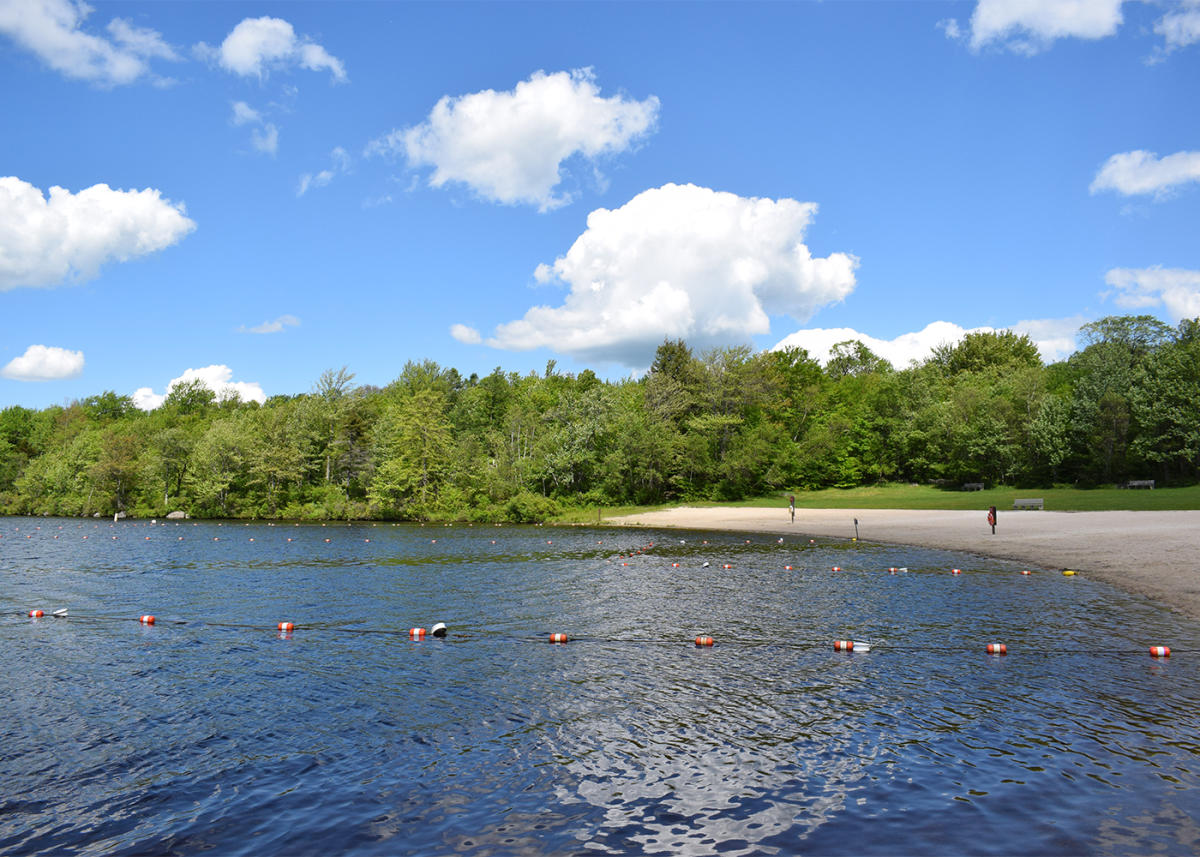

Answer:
[987,505,997,535]
[788,494,795,523]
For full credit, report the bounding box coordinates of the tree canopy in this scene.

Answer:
[2,315,1196,521]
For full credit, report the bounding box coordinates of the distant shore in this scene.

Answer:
[605,506,1200,620]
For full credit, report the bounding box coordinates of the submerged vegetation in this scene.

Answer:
[1,315,1198,521]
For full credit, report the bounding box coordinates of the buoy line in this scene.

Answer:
[9,612,1180,657]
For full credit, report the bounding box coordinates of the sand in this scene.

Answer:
[605,506,1200,620]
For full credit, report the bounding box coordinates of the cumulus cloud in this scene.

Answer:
[0,176,196,290]
[773,317,1083,367]
[198,16,346,82]
[238,314,300,334]
[1154,0,1200,55]
[967,0,1124,54]
[132,365,267,411]
[773,322,988,368]
[297,147,350,196]
[1105,266,1200,321]
[368,68,659,211]
[0,0,178,85]
[450,323,482,345]
[1010,315,1086,362]
[0,344,84,381]
[472,183,857,367]
[1090,150,1200,198]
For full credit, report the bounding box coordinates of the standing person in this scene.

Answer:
[987,505,997,535]
[788,494,795,523]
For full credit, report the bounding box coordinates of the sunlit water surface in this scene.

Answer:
[2,518,1199,855]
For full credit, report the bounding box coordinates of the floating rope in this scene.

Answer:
[9,610,1183,657]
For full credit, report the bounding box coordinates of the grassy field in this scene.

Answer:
[554,483,1200,522]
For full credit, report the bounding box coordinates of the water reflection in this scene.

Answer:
[1,519,1199,855]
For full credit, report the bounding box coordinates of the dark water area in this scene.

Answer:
[2,517,1199,856]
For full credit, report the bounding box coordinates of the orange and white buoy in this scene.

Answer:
[140,615,155,625]
[28,609,44,618]
[951,568,962,575]
[409,627,426,640]
[986,643,1007,655]
[548,633,569,644]
[695,635,714,647]
[1020,570,1032,576]
[831,566,841,572]
[834,640,854,651]
[278,621,295,632]
[1149,646,1171,658]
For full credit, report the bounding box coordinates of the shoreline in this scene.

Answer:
[605,506,1200,621]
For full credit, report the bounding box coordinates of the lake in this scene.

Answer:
[2,517,1199,855]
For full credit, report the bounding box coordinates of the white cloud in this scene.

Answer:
[1010,315,1086,362]
[1105,267,1200,320]
[450,323,482,345]
[201,16,346,82]
[132,365,267,411]
[968,0,1124,54]
[368,68,659,211]
[937,18,964,41]
[297,147,350,196]
[772,317,1083,367]
[0,0,178,86]
[228,101,278,155]
[0,344,84,381]
[250,123,279,155]
[476,183,857,367]
[238,314,300,334]
[1091,150,1200,197]
[0,176,196,290]
[106,17,177,62]
[230,100,261,126]
[773,322,988,368]
[1154,0,1200,55]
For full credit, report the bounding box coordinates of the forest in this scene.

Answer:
[1,314,1197,522]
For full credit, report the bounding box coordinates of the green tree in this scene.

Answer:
[1130,337,1200,482]
[930,330,1041,375]
[369,389,453,515]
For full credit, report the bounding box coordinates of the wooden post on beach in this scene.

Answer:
[854,518,859,540]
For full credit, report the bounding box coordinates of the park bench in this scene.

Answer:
[1012,498,1044,510]
[1125,480,1155,489]
[962,482,984,491]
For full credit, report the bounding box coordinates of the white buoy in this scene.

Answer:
[431,622,447,638]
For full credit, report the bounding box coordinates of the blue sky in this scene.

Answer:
[1,0,1198,409]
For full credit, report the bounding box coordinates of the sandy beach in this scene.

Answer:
[606,506,1200,620]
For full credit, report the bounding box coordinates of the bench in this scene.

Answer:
[1013,498,1044,510]
[962,482,984,491]
[1125,480,1155,489]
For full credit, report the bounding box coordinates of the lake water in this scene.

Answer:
[2,517,1199,855]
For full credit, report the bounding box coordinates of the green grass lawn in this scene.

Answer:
[553,483,1200,522]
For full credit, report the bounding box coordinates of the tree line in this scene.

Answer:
[1,314,1197,522]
